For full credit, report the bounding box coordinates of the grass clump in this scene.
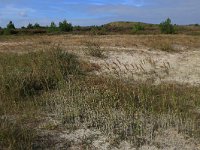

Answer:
[85,40,105,58]
[0,47,83,100]
[0,118,36,150]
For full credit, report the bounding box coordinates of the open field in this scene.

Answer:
[0,34,200,149]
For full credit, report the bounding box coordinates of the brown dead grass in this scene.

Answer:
[0,34,200,53]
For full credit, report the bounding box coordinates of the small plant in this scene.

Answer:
[159,18,175,34]
[85,41,105,58]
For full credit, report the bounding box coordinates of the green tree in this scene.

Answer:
[33,23,40,29]
[7,21,15,30]
[3,21,16,35]
[27,23,33,29]
[159,18,175,34]
[48,22,58,33]
[50,22,56,28]
[59,20,73,32]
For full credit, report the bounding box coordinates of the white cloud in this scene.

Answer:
[0,5,35,18]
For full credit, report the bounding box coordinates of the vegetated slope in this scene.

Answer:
[104,21,200,35]
[105,21,155,28]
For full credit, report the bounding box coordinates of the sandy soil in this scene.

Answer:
[87,47,200,86]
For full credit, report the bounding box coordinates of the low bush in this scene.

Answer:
[133,23,145,33]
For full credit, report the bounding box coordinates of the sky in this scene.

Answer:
[0,0,200,27]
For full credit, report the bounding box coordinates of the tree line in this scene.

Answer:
[0,20,73,35]
[0,18,178,35]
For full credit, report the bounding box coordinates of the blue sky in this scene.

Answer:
[0,0,199,27]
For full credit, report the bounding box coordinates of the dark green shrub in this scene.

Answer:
[59,20,73,32]
[159,18,175,34]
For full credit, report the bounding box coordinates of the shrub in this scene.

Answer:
[73,25,81,31]
[133,23,145,33]
[159,18,175,34]
[59,20,73,32]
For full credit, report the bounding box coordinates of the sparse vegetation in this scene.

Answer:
[1,28,200,149]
